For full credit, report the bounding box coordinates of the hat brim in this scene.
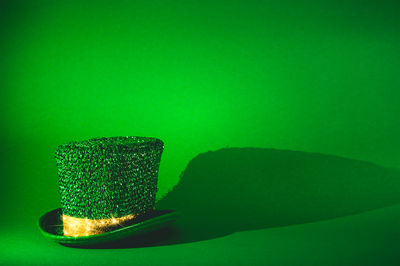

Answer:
[38,208,178,247]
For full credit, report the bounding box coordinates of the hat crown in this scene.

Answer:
[55,136,164,220]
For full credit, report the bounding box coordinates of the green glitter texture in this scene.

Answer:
[55,136,164,220]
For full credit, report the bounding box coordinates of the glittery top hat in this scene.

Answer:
[38,136,178,247]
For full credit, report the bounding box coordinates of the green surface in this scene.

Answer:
[1,0,400,265]
[2,204,400,265]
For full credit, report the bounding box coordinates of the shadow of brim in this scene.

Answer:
[61,226,179,249]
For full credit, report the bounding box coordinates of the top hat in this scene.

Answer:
[38,136,178,247]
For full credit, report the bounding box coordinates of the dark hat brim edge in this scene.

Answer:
[37,208,179,247]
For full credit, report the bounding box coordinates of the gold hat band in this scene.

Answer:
[63,214,137,237]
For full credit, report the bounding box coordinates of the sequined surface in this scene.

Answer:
[62,213,138,236]
[55,136,164,220]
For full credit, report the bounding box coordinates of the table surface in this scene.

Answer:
[2,148,400,265]
[1,203,400,266]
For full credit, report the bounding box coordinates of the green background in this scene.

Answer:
[1,0,400,265]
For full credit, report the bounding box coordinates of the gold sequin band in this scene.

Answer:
[62,214,137,237]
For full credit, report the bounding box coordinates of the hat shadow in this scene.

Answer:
[91,147,400,248]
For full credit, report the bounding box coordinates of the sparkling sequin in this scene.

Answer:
[55,136,164,220]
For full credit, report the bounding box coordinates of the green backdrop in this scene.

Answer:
[1,0,400,265]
